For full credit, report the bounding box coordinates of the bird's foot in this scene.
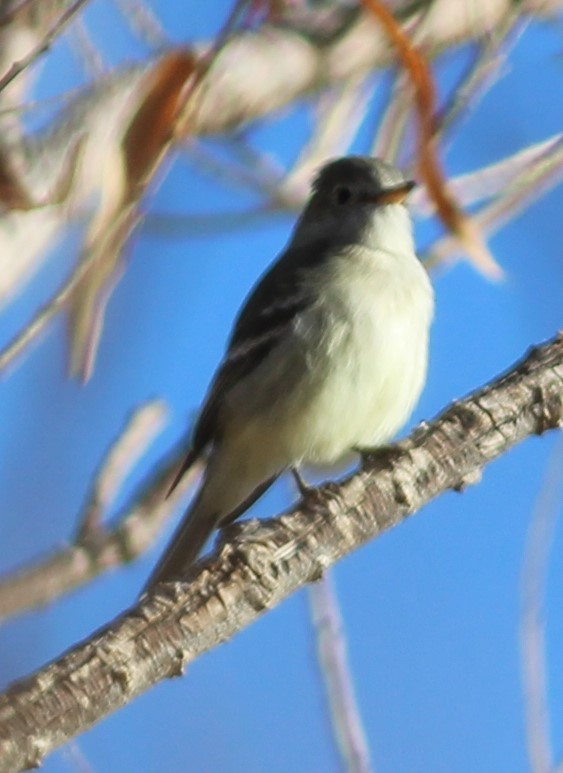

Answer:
[291,467,315,497]
[291,467,340,512]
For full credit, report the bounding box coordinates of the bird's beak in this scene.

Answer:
[376,179,416,205]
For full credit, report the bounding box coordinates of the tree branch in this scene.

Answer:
[0,428,200,624]
[0,0,91,95]
[309,575,373,773]
[0,332,562,771]
[520,436,563,773]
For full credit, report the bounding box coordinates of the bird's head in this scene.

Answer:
[292,156,416,254]
[311,156,415,211]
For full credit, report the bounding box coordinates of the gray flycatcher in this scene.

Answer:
[144,156,434,590]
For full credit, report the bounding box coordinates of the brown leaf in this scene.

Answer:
[122,49,197,193]
[0,146,34,210]
[67,1,259,381]
[68,49,198,381]
[361,0,502,279]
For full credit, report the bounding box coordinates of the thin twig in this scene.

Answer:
[309,574,373,773]
[69,16,105,77]
[474,144,563,235]
[141,204,281,238]
[520,436,563,773]
[0,82,83,117]
[76,401,168,541]
[0,211,138,374]
[182,139,287,201]
[370,70,411,164]
[114,0,169,50]
[437,15,526,141]
[61,742,94,773]
[0,0,92,94]
[372,23,516,169]
[0,430,201,623]
[423,135,563,269]
[412,133,563,217]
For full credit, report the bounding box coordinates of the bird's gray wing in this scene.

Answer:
[192,238,333,447]
[168,238,333,495]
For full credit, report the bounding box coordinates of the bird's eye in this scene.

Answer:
[333,185,353,205]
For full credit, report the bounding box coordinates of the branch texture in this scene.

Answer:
[0,333,562,771]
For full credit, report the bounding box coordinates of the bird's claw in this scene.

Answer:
[291,468,340,512]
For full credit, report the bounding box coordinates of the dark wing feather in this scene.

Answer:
[228,236,332,348]
[170,238,333,494]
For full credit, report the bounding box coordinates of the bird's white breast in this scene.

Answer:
[279,241,433,463]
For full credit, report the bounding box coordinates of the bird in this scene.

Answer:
[144,155,434,590]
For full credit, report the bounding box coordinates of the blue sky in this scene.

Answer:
[0,3,562,772]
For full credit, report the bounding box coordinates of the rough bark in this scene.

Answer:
[0,332,561,771]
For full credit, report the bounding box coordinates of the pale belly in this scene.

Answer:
[226,249,433,472]
[279,303,429,463]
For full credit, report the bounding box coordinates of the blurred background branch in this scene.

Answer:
[310,574,373,773]
[0,401,201,622]
[520,436,563,773]
[0,0,561,380]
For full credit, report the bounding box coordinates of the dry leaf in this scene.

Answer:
[68,49,197,381]
[361,0,503,279]
[0,145,34,210]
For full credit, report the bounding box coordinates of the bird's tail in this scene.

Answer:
[143,459,279,594]
[143,483,218,591]
[166,448,198,498]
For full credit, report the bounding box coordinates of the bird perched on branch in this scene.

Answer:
[144,155,433,591]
